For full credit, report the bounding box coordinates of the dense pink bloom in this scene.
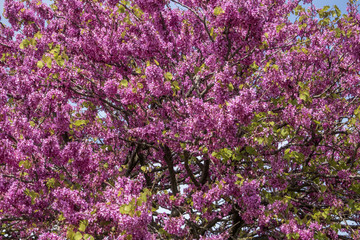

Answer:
[1,0,360,239]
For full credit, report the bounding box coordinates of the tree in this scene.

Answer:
[1,0,360,239]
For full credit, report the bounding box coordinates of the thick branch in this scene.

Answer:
[162,145,178,195]
[183,151,200,187]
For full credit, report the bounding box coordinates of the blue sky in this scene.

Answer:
[0,0,352,26]
[311,0,348,10]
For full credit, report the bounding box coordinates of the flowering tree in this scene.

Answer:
[1,0,360,239]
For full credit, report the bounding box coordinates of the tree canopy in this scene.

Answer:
[1,0,360,239]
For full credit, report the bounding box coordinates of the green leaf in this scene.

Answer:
[331,223,341,231]
[135,210,142,217]
[74,231,82,240]
[50,44,61,57]
[301,48,308,54]
[314,177,320,184]
[58,213,66,221]
[284,149,292,161]
[354,106,360,119]
[83,234,94,240]
[29,38,37,46]
[119,206,125,214]
[55,56,65,66]
[62,52,69,61]
[118,5,125,13]
[103,162,109,169]
[294,5,304,15]
[19,39,30,49]
[124,205,132,214]
[213,6,224,16]
[67,228,75,239]
[250,61,259,70]
[24,189,38,205]
[222,148,233,158]
[299,90,311,102]
[245,146,257,155]
[194,66,200,74]
[120,79,128,87]
[164,72,173,81]
[323,5,330,12]
[210,27,215,38]
[34,31,42,39]
[272,64,279,71]
[46,178,56,189]
[334,5,341,17]
[42,55,52,68]
[276,23,285,33]
[280,127,289,137]
[1,53,6,62]
[133,6,143,18]
[202,146,208,154]
[90,209,97,215]
[19,160,31,169]
[73,120,87,126]
[171,81,180,93]
[79,221,87,232]
[346,29,352,37]
[135,68,141,74]
[139,193,147,203]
